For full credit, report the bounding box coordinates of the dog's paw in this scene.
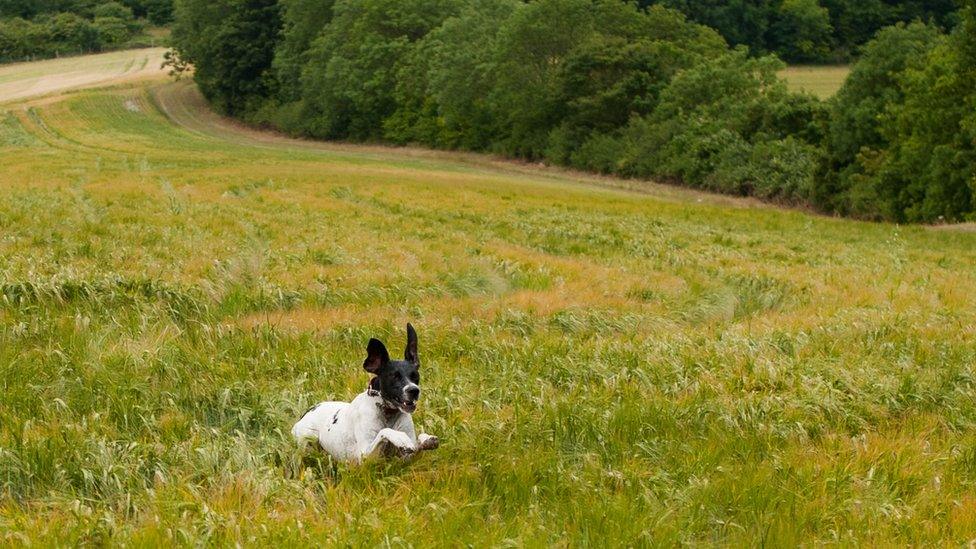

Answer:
[418,434,439,451]
[385,431,416,454]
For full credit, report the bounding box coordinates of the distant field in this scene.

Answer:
[0,48,166,103]
[1,53,976,545]
[781,65,851,98]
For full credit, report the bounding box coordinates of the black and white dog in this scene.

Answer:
[292,324,438,462]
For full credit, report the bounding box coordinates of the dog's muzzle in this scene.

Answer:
[401,384,420,413]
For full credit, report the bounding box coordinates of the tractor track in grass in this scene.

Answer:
[151,81,976,233]
[0,48,167,104]
[149,79,779,211]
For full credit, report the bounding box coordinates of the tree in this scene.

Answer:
[93,15,129,44]
[609,48,825,201]
[298,0,461,139]
[121,0,175,24]
[640,0,958,62]
[93,1,140,43]
[546,6,725,164]
[272,0,335,102]
[384,0,518,149]
[768,0,833,62]
[866,1,976,221]
[43,12,99,54]
[171,0,282,116]
[816,22,942,216]
[0,17,40,61]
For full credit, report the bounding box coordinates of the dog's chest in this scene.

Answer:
[315,395,409,455]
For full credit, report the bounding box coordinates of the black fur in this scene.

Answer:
[299,402,321,420]
[364,324,422,413]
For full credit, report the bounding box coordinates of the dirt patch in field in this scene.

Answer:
[931,223,976,233]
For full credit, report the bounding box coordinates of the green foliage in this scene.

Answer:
[42,12,100,52]
[296,0,462,140]
[818,22,943,216]
[0,0,172,21]
[93,15,130,45]
[543,6,726,163]
[0,17,44,60]
[171,0,282,116]
[641,0,957,63]
[768,0,833,62]
[822,0,957,56]
[0,0,162,62]
[124,0,174,24]
[93,1,134,20]
[867,18,976,222]
[606,49,826,202]
[272,0,334,102]
[170,0,830,209]
[386,0,517,150]
[168,0,976,221]
[817,7,976,222]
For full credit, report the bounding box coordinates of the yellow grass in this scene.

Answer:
[0,47,166,103]
[780,65,851,98]
[0,51,975,546]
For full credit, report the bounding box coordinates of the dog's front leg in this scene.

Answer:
[360,428,417,461]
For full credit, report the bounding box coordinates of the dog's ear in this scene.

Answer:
[404,323,418,365]
[364,338,390,374]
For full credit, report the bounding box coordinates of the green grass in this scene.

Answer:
[1,57,975,546]
[780,65,851,99]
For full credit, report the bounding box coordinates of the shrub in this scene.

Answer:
[609,49,825,201]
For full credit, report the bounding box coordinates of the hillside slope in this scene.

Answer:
[1,52,976,545]
[0,48,166,103]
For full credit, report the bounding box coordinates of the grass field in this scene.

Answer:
[781,65,851,98]
[1,51,976,545]
[0,48,166,104]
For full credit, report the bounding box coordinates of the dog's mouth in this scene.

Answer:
[399,400,418,413]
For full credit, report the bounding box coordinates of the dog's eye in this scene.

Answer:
[410,372,420,383]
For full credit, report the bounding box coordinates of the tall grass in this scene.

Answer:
[0,72,975,545]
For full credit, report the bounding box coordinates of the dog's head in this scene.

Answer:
[363,323,422,414]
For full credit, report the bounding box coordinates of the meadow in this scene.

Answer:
[1,50,976,545]
[780,65,851,98]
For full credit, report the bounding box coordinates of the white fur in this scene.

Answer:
[292,391,438,463]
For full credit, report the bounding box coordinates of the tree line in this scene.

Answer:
[0,0,173,63]
[169,0,974,223]
[639,0,958,63]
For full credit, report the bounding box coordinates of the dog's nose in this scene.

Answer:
[405,386,420,401]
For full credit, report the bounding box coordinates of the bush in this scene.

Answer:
[0,18,43,61]
[606,49,825,202]
[93,16,131,45]
[43,12,100,54]
[0,0,161,62]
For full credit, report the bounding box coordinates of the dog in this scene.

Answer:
[292,324,439,463]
